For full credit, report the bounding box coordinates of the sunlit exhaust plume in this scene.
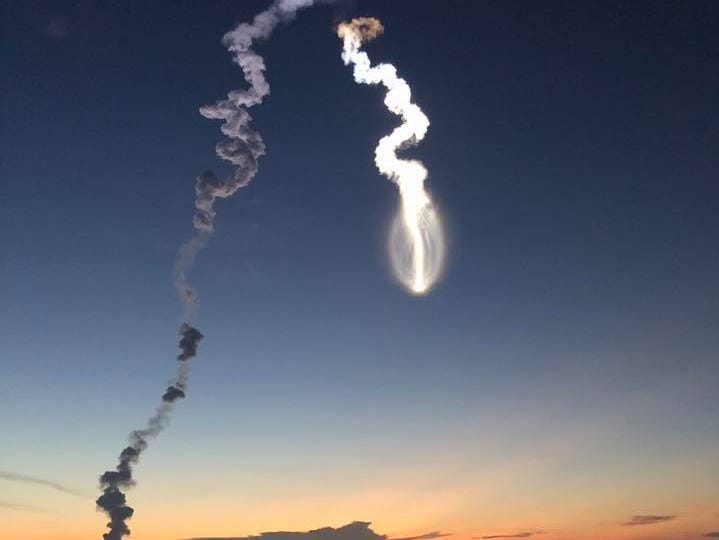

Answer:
[337,18,445,295]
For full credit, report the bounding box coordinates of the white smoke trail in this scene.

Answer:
[337,18,445,295]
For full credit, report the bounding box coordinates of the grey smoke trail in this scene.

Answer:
[174,0,319,317]
[0,471,87,498]
[96,324,203,540]
[98,2,321,539]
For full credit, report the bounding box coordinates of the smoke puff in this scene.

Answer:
[96,486,134,540]
[337,17,384,43]
[119,446,140,460]
[178,323,204,361]
[96,488,126,510]
[162,385,186,402]
[98,470,132,487]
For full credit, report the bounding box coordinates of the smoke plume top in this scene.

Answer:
[336,17,383,43]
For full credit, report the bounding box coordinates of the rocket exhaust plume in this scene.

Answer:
[99,2,320,539]
[337,18,445,295]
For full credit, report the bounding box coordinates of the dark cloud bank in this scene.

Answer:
[178,518,719,540]
[185,522,447,540]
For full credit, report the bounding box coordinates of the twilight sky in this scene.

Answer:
[1,1,718,540]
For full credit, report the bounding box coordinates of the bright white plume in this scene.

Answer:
[337,17,445,295]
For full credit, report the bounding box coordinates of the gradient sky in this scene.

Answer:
[1,1,718,540]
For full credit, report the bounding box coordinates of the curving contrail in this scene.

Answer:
[337,18,445,295]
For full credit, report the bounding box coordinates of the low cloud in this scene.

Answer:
[0,471,88,498]
[475,532,546,539]
[391,532,451,540]
[703,533,719,538]
[622,515,677,526]
[185,522,387,540]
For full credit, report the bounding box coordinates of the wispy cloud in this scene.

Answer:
[391,532,451,540]
[622,515,677,526]
[185,521,387,540]
[0,500,46,513]
[0,471,88,498]
[474,532,546,539]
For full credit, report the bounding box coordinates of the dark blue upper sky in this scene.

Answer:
[1,1,718,537]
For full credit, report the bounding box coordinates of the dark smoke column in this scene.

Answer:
[96,324,203,540]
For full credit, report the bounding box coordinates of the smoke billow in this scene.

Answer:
[336,17,383,43]
[337,18,446,295]
[161,385,186,402]
[177,322,204,361]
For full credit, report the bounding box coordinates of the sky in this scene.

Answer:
[1,1,718,539]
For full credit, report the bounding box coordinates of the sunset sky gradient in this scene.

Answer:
[1,1,718,540]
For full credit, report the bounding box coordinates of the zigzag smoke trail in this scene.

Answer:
[175,0,320,314]
[97,2,318,539]
[337,18,445,295]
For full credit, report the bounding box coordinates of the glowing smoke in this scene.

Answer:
[337,18,445,295]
